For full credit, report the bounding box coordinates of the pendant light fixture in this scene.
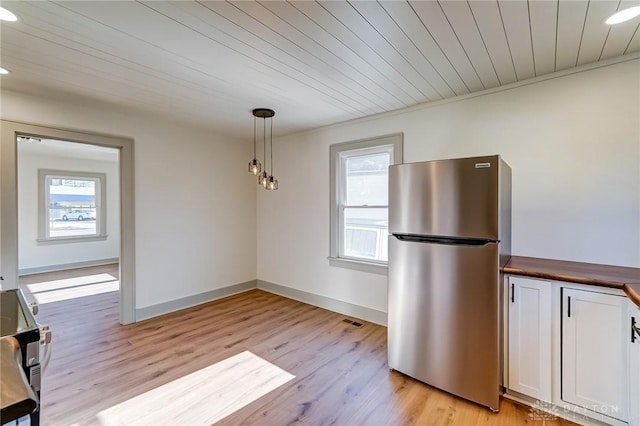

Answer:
[257,110,269,187]
[266,110,278,191]
[251,108,277,190]
[248,113,261,175]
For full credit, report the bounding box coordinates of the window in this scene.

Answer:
[38,169,107,242]
[329,134,402,273]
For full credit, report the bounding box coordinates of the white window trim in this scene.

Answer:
[329,133,403,275]
[37,169,108,244]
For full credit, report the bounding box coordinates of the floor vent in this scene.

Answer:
[342,319,363,327]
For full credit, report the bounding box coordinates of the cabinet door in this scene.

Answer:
[508,277,551,400]
[562,288,628,421]
[630,303,640,425]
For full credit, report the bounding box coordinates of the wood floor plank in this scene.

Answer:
[19,265,574,425]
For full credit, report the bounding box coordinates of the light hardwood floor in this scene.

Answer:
[20,265,573,425]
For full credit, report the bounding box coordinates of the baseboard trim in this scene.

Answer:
[136,280,257,321]
[257,279,387,326]
[18,258,119,276]
[135,279,388,326]
[503,391,620,426]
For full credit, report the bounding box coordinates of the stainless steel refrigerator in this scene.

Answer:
[387,155,511,412]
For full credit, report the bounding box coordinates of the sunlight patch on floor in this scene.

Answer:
[25,273,117,292]
[96,351,295,426]
[25,273,119,304]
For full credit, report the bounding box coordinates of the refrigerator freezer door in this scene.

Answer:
[387,236,501,410]
[389,156,499,240]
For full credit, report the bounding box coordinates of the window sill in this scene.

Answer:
[37,235,108,245]
[328,257,388,276]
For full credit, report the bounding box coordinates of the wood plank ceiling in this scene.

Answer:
[1,1,638,140]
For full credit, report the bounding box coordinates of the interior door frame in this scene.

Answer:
[1,119,136,324]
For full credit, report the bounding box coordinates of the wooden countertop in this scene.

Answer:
[503,256,640,308]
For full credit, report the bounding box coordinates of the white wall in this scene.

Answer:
[17,151,120,271]
[2,91,257,310]
[3,59,637,320]
[257,60,640,316]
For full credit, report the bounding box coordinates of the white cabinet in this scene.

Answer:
[629,303,640,426]
[507,277,552,401]
[504,275,639,425]
[561,288,629,422]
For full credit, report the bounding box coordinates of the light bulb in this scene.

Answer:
[248,159,261,175]
[258,171,268,187]
[267,175,278,190]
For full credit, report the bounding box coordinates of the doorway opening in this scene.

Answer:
[17,137,121,311]
[0,119,135,324]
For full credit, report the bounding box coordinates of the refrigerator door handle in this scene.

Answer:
[393,234,495,246]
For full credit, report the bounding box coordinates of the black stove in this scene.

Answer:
[1,289,41,425]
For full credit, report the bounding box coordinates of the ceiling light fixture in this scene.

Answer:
[606,6,640,25]
[0,6,17,22]
[0,67,9,75]
[251,108,277,191]
[248,112,262,176]
[266,114,278,191]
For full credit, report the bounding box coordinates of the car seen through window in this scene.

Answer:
[61,209,96,221]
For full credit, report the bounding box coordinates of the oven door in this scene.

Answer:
[0,336,39,423]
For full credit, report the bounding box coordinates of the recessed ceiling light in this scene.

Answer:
[0,6,17,22]
[606,6,640,25]
[0,67,9,75]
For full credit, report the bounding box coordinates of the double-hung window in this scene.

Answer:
[329,134,402,273]
[38,169,107,243]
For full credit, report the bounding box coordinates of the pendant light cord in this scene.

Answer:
[263,117,266,173]
[270,117,273,173]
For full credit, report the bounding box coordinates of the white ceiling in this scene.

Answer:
[1,1,639,141]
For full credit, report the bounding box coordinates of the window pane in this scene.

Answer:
[345,152,390,206]
[48,178,97,238]
[343,207,388,262]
